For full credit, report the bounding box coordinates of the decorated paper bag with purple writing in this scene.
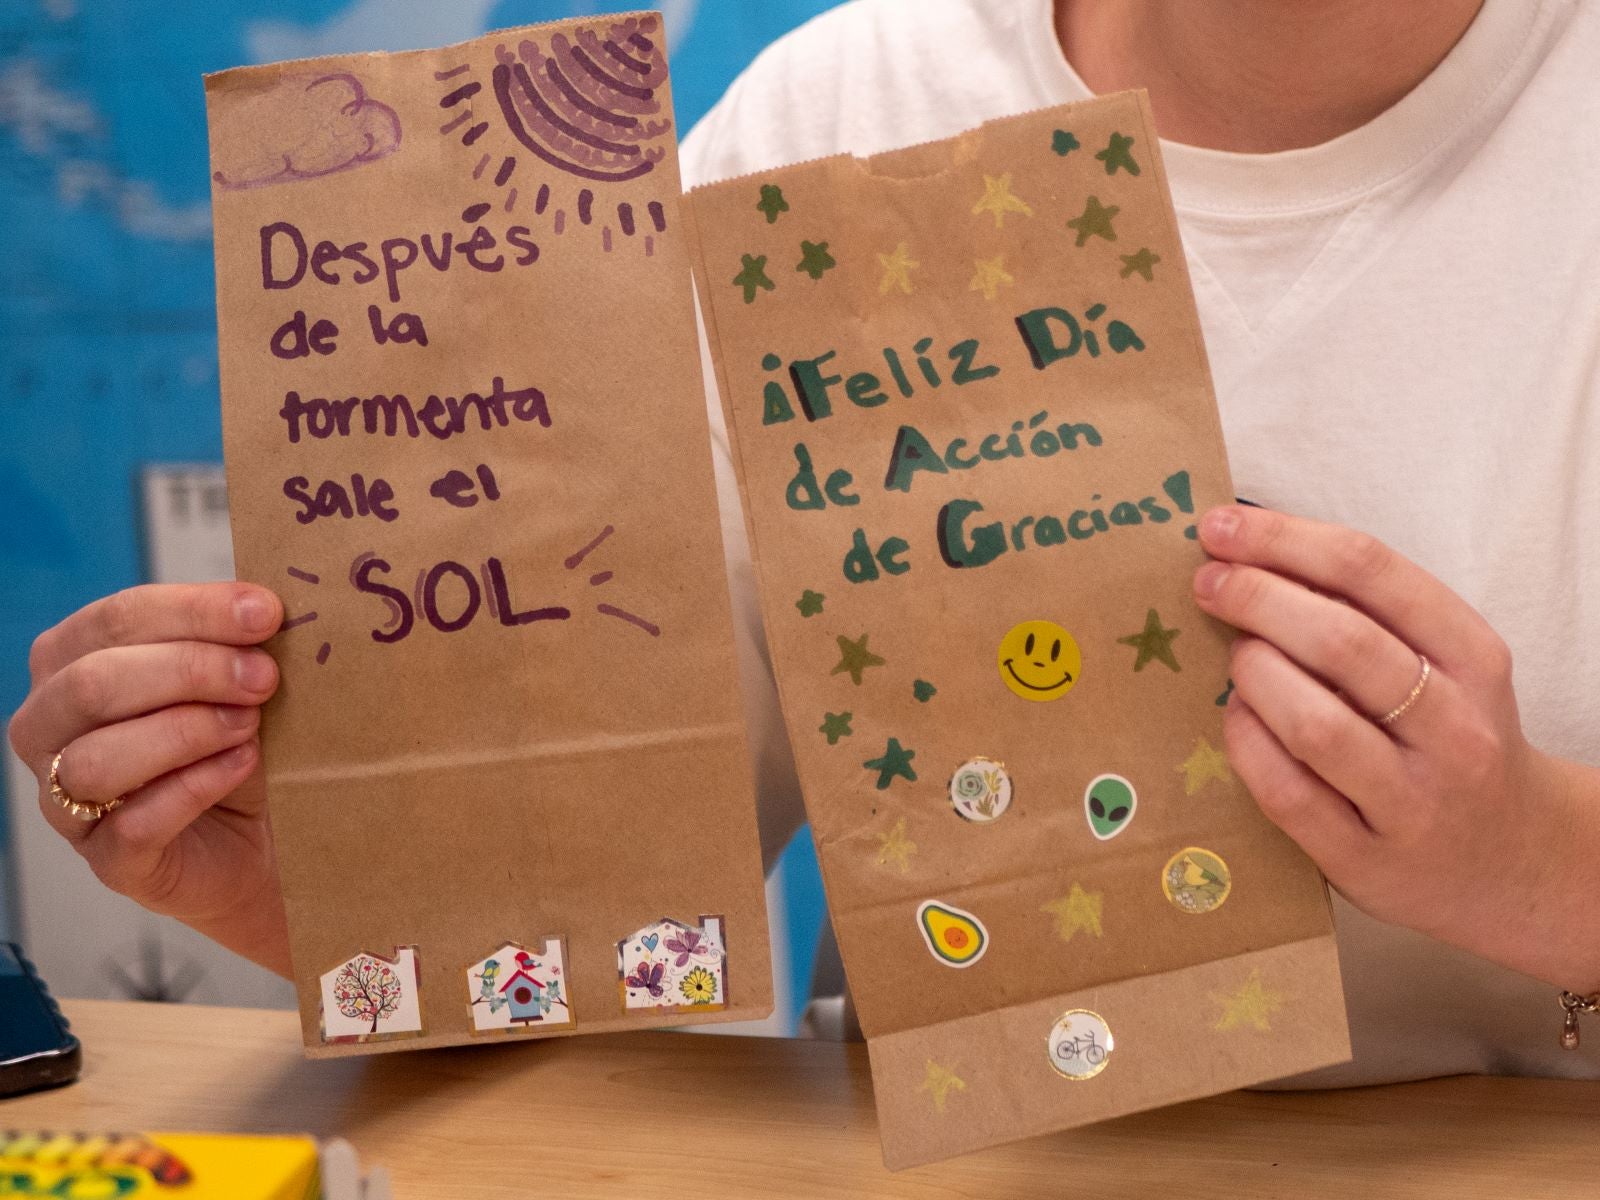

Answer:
[686,92,1349,1167]
[205,13,771,1056]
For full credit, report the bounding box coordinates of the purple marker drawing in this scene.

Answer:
[440,109,472,136]
[564,524,615,569]
[434,64,470,81]
[505,187,518,212]
[316,643,332,665]
[480,562,502,620]
[439,81,482,108]
[212,73,401,190]
[495,156,517,186]
[472,152,492,179]
[589,571,613,586]
[282,611,320,631]
[488,16,673,184]
[287,566,320,585]
[598,604,660,637]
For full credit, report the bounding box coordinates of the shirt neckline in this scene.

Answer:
[1018,0,1556,216]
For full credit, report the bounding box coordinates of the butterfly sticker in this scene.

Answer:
[625,960,666,999]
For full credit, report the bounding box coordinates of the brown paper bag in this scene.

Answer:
[685,92,1350,1167]
[205,13,771,1055]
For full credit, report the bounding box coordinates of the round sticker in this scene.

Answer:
[997,620,1082,702]
[1084,774,1136,840]
[1047,1008,1113,1080]
[1161,847,1233,914]
[949,758,1013,823]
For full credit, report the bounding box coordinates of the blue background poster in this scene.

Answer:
[0,0,833,1023]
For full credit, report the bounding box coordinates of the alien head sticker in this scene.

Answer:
[1084,774,1136,840]
[997,620,1082,702]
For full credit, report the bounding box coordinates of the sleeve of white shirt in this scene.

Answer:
[678,72,812,874]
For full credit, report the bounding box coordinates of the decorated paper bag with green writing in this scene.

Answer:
[686,92,1349,1167]
[205,13,771,1056]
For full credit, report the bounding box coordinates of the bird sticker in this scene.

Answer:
[1161,847,1232,914]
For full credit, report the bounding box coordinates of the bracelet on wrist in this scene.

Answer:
[1559,990,1599,1049]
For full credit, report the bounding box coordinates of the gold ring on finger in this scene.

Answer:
[49,750,125,823]
[1376,654,1431,727]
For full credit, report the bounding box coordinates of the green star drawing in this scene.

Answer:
[1119,248,1161,281]
[831,633,886,685]
[733,254,775,303]
[796,240,836,280]
[819,711,853,745]
[1118,608,1182,673]
[756,184,789,223]
[795,589,825,618]
[1051,129,1081,157]
[1096,132,1141,176]
[912,679,937,703]
[864,737,917,790]
[1067,195,1120,247]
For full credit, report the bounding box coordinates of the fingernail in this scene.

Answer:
[235,590,276,634]
[235,651,276,692]
[224,741,257,768]
[216,705,256,730]
[1201,508,1240,544]
[1194,562,1230,600]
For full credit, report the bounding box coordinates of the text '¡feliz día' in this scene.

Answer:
[753,301,1145,427]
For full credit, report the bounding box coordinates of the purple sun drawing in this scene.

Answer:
[433,15,672,254]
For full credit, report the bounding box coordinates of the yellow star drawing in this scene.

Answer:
[874,817,917,874]
[968,254,1014,301]
[920,1059,967,1113]
[877,241,919,295]
[970,172,1034,228]
[1177,736,1233,796]
[1212,968,1287,1032]
[1041,883,1104,943]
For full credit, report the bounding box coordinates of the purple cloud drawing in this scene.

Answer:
[212,72,401,190]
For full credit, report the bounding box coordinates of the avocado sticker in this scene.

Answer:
[917,900,989,968]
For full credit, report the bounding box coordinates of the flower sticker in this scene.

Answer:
[948,757,1013,823]
[680,966,718,1004]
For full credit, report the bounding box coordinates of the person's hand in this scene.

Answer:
[7,583,293,976]
[1192,505,1600,992]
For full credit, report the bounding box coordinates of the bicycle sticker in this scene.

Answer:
[1047,1008,1113,1080]
[949,757,1013,823]
[1161,847,1232,914]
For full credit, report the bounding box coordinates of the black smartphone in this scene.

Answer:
[0,942,81,1098]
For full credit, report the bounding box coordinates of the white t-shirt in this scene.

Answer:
[681,0,1600,1085]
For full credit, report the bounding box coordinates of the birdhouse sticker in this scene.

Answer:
[318,945,423,1044]
[617,915,728,1012]
[465,937,573,1035]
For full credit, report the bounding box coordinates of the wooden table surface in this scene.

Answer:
[4,999,1598,1197]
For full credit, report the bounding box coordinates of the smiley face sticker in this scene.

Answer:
[998,620,1082,702]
